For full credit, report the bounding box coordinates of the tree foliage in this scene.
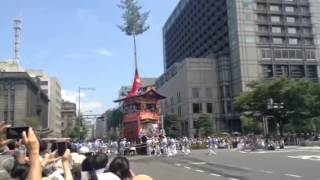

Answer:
[235,77,320,135]
[106,108,124,131]
[164,114,181,138]
[198,113,214,137]
[118,0,149,36]
[240,115,262,135]
[69,125,88,141]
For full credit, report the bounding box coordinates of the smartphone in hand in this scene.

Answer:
[57,142,67,156]
[6,127,29,139]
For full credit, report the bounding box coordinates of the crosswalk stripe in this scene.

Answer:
[210,173,221,177]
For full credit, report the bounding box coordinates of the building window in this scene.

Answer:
[259,37,269,43]
[287,27,297,34]
[274,49,282,58]
[303,28,312,34]
[273,38,283,44]
[257,3,266,10]
[258,25,269,32]
[192,103,202,114]
[306,50,316,59]
[288,38,298,45]
[178,106,182,117]
[261,48,272,58]
[226,101,232,113]
[291,65,304,78]
[262,65,273,78]
[40,81,48,86]
[225,85,231,98]
[206,88,212,98]
[270,5,280,11]
[301,18,310,24]
[286,17,296,23]
[272,26,282,33]
[304,38,313,45]
[206,103,213,113]
[306,65,317,78]
[192,88,199,98]
[271,16,281,22]
[170,96,174,106]
[177,92,181,103]
[285,6,295,13]
[275,65,289,76]
[300,7,309,13]
[258,15,268,22]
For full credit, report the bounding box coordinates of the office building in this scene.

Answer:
[95,117,106,138]
[61,100,77,137]
[160,0,320,133]
[0,72,49,128]
[27,70,62,137]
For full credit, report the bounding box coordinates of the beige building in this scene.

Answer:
[61,100,76,137]
[26,70,62,137]
[156,58,224,137]
[0,61,23,72]
[0,72,49,128]
[95,117,106,139]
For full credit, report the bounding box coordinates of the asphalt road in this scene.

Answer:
[129,147,320,180]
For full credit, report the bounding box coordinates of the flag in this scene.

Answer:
[128,69,142,97]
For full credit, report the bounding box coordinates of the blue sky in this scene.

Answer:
[0,0,179,114]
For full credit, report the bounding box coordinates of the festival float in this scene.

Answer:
[114,69,165,142]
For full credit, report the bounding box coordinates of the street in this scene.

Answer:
[130,147,320,180]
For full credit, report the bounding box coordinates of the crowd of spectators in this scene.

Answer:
[0,122,153,180]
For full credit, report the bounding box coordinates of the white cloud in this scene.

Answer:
[61,89,85,103]
[80,101,104,114]
[61,89,106,115]
[94,49,116,57]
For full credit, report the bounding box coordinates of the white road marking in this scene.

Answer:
[195,169,205,173]
[288,155,320,161]
[210,173,221,177]
[260,170,273,174]
[243,167,252,170]
[190,162,207,165]
[228,178,239,180]
[285,174,302,178]
[184,166,191,169]
[175,163,181,166]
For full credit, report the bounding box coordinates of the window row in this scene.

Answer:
[259,26,312,34]
[259,36,313,45]
[258,15,311,24]
[192,87,213,99]
[262,64,318,79]
[257,3,309,13]
[261,49,316,59]
[192,103,213,114]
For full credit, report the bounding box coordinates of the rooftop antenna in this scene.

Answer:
[13,17,21,64]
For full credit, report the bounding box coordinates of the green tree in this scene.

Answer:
[240,115,262,135]
[235,77,320,136]
[118,0,150,69]
[164,114,181,138]
[106,108,124,130]
[69,125,88,141]
[198,113,214,137]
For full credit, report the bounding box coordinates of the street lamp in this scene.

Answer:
[78,87,95,126]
